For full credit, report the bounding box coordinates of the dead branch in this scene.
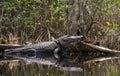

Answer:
[79,41,120,54]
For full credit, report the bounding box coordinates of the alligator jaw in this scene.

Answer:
[69,35,84,41]
[55,35,83,49]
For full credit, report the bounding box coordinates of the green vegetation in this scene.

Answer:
[0,0,70,43]
[0,0,120,49]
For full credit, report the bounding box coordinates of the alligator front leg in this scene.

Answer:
[54,47,61,64]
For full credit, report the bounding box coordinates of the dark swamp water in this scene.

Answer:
[0,56,120,76]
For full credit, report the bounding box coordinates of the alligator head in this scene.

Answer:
[55,35,83,47]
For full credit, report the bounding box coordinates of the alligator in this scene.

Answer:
[4,35,83,64]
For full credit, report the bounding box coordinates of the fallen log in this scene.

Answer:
[0,44,23,50]
[79,41,120,55]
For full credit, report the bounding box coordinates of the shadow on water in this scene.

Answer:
[0,57,120,76]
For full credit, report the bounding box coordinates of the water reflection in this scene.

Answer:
[0,59,83,76]
[0,57,120,76]
[83,57,120,76]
